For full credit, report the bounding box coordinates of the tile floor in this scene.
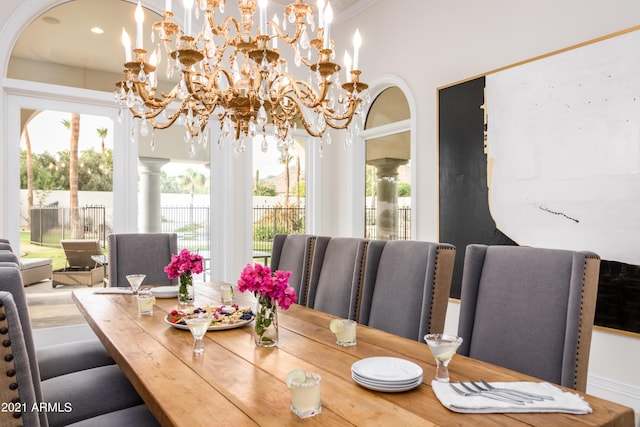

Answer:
[24,279,93,329]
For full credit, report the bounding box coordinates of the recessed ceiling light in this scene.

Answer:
[91,27,104,34]
[42,16,60,25]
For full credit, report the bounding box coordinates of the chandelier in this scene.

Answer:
[115,0,369,156]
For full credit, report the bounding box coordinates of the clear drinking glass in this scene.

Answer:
[184,311,213,355]
[126,274,146,295]
[329,319,357,346]
[424,334,463,382]
[220,283,234,304]
[286,370,322,418]
[136,290,155,316]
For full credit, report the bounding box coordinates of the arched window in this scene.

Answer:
[364,86,411,240]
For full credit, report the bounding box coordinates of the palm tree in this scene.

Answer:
[178,168,206,226]
[279,148,292,206]
[96,127,108,156]
[23,127,34,226]
[62,115,81,238]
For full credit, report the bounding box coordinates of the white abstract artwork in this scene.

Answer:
[486,29,640,265]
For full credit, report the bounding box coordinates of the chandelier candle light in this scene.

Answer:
[115,0,369,157]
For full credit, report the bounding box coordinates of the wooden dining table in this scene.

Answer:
[72,283,635,427]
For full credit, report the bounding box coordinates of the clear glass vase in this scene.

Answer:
[178,272,194,305]
[254,294,278,347]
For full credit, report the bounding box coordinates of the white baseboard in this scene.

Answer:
[587,374,640,426]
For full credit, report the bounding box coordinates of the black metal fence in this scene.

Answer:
[365,207,411,240]
[252,205,306,253]
[30,205,107,247]
[161,205,210,251]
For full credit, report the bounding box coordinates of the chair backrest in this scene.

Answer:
[108,233,178,287]
[306,237,368,319]
[270,234,317,306]
[0,291,43,427]
[359,240,456,340]
[457,244,600,392]
[0,267,47,426]
[60,240,103,268]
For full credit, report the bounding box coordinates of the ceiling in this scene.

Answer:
[11,0,376,76]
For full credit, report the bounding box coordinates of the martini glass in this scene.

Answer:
[126,274,146,295]
[184,310,213,355]
[424,334,463,382]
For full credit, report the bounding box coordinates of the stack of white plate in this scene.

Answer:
[149,285,179,298]
[351,356,423,392]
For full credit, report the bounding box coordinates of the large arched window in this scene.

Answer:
[364,86,411,240]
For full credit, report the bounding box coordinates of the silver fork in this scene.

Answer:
[478,379,555,401]
[459,381,530,404]
[450,383,526,405]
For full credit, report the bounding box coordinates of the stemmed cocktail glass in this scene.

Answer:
[184,309,213,355]
[424,334,463,382]
[126,274,146,296]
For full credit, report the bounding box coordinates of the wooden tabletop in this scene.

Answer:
[72,283,635,427]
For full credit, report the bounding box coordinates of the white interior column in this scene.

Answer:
[138,157,168,233]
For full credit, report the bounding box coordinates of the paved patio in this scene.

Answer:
[24,279,92,329]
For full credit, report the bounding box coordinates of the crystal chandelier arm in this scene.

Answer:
[271,73,330,111]
[274,96,323,138]
[268,17,305,46]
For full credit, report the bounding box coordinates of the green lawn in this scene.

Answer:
[19,232,67,270]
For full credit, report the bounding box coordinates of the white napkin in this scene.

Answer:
[431,381,592,414]
[93,288,133,295]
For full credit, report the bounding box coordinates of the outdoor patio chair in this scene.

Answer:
[52,240,104,287]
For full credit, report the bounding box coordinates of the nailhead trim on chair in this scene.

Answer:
[0,301,24,426]
[301,237,317,307]
[353,241,369,323]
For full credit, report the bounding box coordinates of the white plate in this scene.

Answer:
[164,315,254,331]
[351,371,423,387]
[149,286,179,298]
[351,357,423,383]
[352,373,422,393]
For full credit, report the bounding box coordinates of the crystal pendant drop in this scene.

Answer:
[222,120,231,140]
[189,143,196,158]
[150,130,156,151]
[219,1,224,13]
[288,10,295,23]
[294,49,302,67]
[261,135,268,153]
[249,119,257,138]
[117,108,123,123]
[140,119,149,137]
[138,69,147,83]
[257,105,267,127]
[202,127,210,148]
[345,130,353,151]
[319,139,324,158]
[130,123,136,144]
[300,29,310,50]
[184,129,192,145]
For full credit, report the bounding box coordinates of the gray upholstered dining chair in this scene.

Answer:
[358,240,456,341]
[0,249,114,380]
[457,244,600,392]
[270,234,317,306]
[108,233,178,287]
[0,267,159,426]
[306,237,368,319]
